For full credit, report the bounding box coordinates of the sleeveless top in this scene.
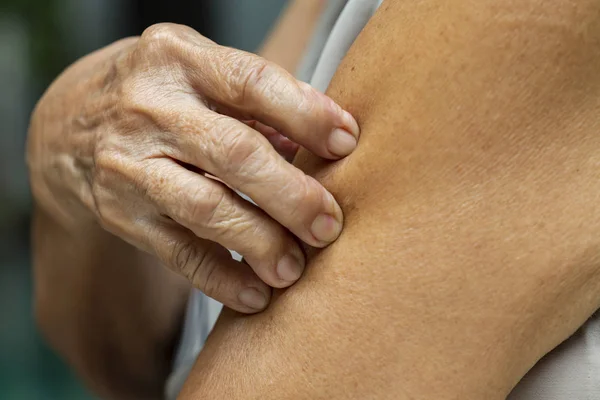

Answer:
[165,1,600,398]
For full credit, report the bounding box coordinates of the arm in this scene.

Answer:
[28,38,191,400]
[179,1,600,399]
[31,208,189,398]
[258,0,326,73]
[28,4,350,399]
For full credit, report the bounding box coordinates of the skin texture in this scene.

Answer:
[27,2,343,398]
[179,0,600,399]
[29,23,359,313]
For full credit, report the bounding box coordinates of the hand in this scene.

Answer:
[29,23,359,313]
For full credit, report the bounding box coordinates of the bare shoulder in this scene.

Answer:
[179,1,600,399]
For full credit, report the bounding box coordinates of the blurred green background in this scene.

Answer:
[0,0,286,398]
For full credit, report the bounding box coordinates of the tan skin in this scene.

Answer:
[27,1,351,398]
[30,0,600,398]
[179,0,600,399]
[259,0,326,73]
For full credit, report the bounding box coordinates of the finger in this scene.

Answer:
[149,220,272,313]
[186,45,360,159]
[242,120,299,162]
[167,111,344,248]
[145,158,307,288]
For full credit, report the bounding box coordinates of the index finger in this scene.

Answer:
[188,45,360,159]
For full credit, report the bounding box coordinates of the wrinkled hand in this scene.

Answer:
[59,23,359,313]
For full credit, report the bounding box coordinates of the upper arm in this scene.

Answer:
[258,0,325,73]
[180,1,600,399]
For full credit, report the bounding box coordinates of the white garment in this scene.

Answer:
[165,1,600,398]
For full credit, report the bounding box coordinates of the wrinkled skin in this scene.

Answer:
[178,1,600,399]
[27,23,359,313]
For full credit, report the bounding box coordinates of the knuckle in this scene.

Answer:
[177,184,231,228]
[140,23,179,49]
[203,194,237,231]
[219,127,263,174]
[230,56,275,105]
[196,251,222,296]
[123,26,190,119]
[286,175,322,220]
[173,241,222,296]
[204,116,266,176]
[249,230,277,260]
[194,188,227,225]
[172,240,201,274]
[295,81,321,117]
[241,59,271,100]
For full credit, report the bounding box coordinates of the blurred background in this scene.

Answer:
[0,0,286,398]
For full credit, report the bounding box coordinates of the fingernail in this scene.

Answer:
[277,253,304,283]
[311,213,342,243]
[238,288,268,310]
[328,128,358,157]
[342,110,360,136]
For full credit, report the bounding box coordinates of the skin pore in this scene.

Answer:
[179,0,600,399]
